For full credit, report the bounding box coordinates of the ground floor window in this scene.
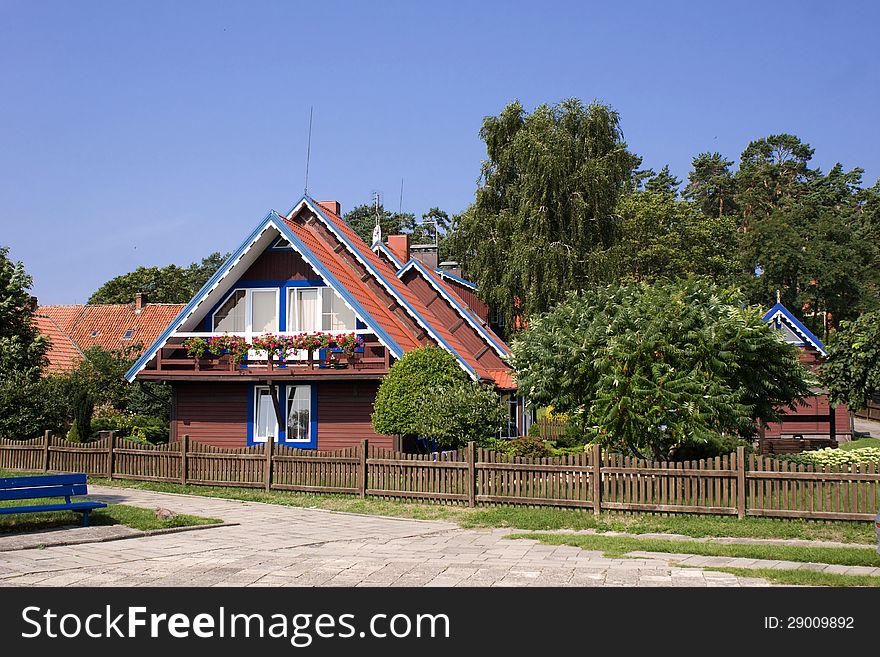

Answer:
[252,384,314,445]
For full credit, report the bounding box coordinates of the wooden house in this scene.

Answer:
[126,197,522,450]
[760,302,852,454]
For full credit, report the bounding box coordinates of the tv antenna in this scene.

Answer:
[304,106,314,195]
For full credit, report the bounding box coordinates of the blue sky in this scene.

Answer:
[2,1,878,304]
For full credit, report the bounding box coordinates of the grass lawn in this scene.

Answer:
[0,471,221,534]
[706,567,880,587]
[840,437,880,451]
[504,532,880,567]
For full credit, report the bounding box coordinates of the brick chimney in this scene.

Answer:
[317,200,341,216]
[135,293,145,313]
[387,234,410,265]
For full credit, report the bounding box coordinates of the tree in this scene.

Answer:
[683,152,736,218]
[644,165,681,196]
[343,203,416,246]
[820,311,880,411]
[88,252,229,304]
[511,280,810,459]
[0,246,48,373]
[453,98,639,327]
[610,192,738,284]
[371,347,467,438]
[415,380,506,448]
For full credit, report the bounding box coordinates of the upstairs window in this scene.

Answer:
[288,287,356,332]
[122,329,134,340]
[212,288,278,333]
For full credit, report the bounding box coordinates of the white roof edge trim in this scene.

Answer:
[286,198,478,380]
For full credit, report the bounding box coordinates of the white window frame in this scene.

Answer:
[211,287,280,334]
[253,386,278,443]
[287,286,358,332]
[285,384,312,443]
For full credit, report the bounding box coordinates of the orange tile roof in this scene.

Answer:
[486,368,516,390]
[311,203,496,379]
[38,302,185,359]
[34,314,83,373]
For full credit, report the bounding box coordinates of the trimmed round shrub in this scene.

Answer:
[372,346,467,438]
[507,435,552,458]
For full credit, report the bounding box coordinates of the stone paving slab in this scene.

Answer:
[0,485,773,588]
[627,550,880,576]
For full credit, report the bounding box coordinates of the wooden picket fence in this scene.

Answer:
[1,433,878,522]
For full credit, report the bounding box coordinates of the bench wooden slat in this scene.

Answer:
[0,474,87,489]
[0,501,106,515]
[0,484,88,502]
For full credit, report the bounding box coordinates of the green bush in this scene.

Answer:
[672,435,754,461]
[481,437,515,454]
[415,380,506,449]
[780,447,880,468]
[91,412,169,443]
[372,347,467,438]
[507,436,552,458]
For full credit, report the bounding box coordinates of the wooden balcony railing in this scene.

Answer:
[147,332,391,376]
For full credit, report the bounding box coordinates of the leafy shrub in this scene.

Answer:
[780,447,880,468]
[672,435,754,461]
[91,412,169,443]
[527,422,543,438]
[372,347,467,437]
[507,436,552,458]
[482,437,515,454]
[415,380,507,449]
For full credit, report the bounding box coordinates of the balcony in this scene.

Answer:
[137,330,391,380]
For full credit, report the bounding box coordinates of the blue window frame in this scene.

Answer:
[247,383,317,448]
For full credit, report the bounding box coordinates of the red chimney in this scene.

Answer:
[387,234,410,265]
[135,293,145,313]
[317,200,341,216]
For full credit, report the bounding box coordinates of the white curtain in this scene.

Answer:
[250,290,277,332]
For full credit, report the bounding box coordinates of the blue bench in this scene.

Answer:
[0,474,107,527]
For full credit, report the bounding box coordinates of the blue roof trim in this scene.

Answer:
[370,239,405,270]
[761,302,827,356]
[397,259,509,357]
[292,196,478,380]
[126,212,277,382]
[125,211,405,382]
[433,268,478,291]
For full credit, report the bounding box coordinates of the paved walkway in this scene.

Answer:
[0,486,774,587]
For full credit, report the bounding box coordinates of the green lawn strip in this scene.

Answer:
[706,567,880,587]
[0,498,220,534]
[1,468,875,545]
[504,532,880,567]
[840,437,880,451]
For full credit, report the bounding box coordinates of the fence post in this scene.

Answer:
[107,431,116,480]
[591,443,602,515]
[466,441,476,507]
[359,439,368,498]
[264,435,274,491]
[180,434,189,485]
[43,430,51,472]
[736,446,746,519]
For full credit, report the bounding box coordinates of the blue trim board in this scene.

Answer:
[762,302,827,356]
[433,268,478,291]
[298,197,478,380]
[246,382,318,449]
[397,258,509,357]
[126,213,277,381]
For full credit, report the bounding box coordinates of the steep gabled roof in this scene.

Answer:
[287,198,484,379]
[396,258,509,358]
[762,302,827,356]
[434,268,478,290]
[34,314,83,373]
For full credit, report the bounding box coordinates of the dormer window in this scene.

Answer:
[122,329,134,340]
[90,330,99,337]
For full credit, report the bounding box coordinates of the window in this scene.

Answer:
[271,236,292,249]
[288,287,356,332]
[122,329,134,340]
[253,387,278,443]
[212,289,278,333]
[253,385,312,444]
[90,330,99,337]
[286,385,311,442]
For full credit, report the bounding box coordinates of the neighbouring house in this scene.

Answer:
[761,302,852,454]
[125,197,524,451]
[36,295,186,374]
